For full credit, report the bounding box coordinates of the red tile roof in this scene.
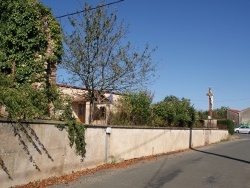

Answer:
[227,108,240,113]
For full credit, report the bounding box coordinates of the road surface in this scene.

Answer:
[49,134,250,188]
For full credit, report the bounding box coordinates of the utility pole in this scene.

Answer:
[206,87,213,119]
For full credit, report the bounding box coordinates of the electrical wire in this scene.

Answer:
[214,98,250,102]
[56,0,125,19]
[191,98,250,103]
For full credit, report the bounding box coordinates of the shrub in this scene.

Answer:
[217,119,234,135]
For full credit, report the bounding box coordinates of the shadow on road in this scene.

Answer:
[189,128,250,164]
[191,148,250,164]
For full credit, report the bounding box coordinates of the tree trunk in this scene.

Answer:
[89,100,94,124]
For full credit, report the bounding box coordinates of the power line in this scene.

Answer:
[215,98,250,102]
[191,98,250,103]
[56,0,125,19]
[153,92,250,103]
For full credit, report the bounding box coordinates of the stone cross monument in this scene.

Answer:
[206,87,213,119]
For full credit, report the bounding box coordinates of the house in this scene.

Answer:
[227,108,250,126]
[0,83,121,125]
[57,84,120,125]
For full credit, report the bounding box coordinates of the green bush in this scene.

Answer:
[218,119,234,135]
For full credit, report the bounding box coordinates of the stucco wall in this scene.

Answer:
[227,110,239,125]
[109,128,190,162]
[0,120,228,188]
[240,108,250,124]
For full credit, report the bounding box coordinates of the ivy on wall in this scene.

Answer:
[0,0,63,119]
[0,0,62,85]
[57,103,87,158]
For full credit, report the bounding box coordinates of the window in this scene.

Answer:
[100,106,106,119]
[93,106,106,120]
[78,104,84,115]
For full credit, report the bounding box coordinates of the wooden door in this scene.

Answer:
[78,103,85,123]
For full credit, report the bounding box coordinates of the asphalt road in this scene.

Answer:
[50,134,250,188]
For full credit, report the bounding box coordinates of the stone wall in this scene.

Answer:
[0,119,228,188]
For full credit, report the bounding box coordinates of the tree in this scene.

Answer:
[0,0,63,120]
[62,1,157,123]
[197,106,228,120]
[150,101,168,127]
[197,110,208,120]
[110,90,153,126]
[151,95,197,127]
[212,106,228,119]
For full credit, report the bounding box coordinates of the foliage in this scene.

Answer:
[58,102,86,158]
[197,110,208,120]
[67,121,86,158]
[217,119,234,135]
[110,93,198,127]
[150,101,168,127]
[151,95,197,127]
[0,76,48,120]
[197,106,228,120]
[0,0,63,119]
[0,0,62,85]
[110,91,153,126]
[0,0,86,160]
[61,0,157,123]
[212,106,228,119]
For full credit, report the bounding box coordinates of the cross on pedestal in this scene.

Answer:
[206,87,213,119]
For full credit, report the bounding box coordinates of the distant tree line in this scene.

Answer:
[109,91,227,127]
